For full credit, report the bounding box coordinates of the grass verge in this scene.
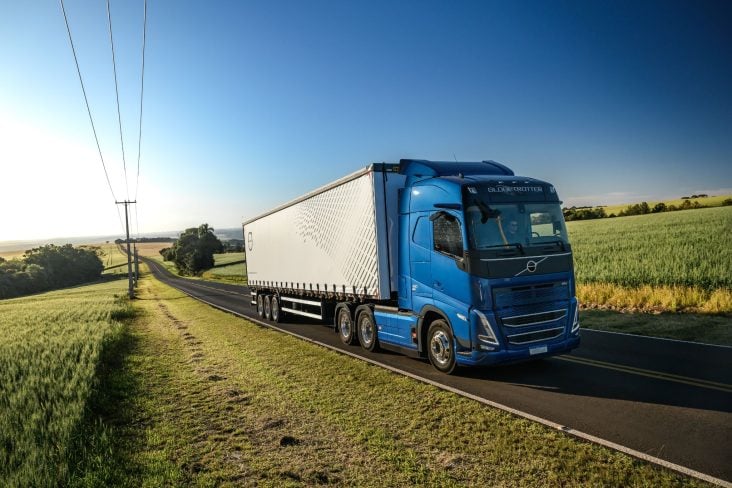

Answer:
[102,267,706,486]
[580,310,732,346]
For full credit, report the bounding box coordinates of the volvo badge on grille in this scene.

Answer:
[515,256,549,276]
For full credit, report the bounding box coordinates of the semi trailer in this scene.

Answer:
[243,159,580,373]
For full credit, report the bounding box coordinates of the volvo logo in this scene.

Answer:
[514,256,549,276]
[247,232,253,251]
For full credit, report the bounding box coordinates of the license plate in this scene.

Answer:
[529,345,548,356]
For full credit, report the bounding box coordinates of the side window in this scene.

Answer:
[433,213,463,258]
[530,212,554,237]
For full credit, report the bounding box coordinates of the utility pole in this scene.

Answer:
[116,200,136,299]
[134,243,139,283]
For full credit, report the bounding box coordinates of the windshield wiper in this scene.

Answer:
[536,238,566,251]
[479,243,525,254]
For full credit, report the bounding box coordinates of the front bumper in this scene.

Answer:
[456,333,580,367]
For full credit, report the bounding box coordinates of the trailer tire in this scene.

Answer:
[256,294,265,318]
[271,295,283,323]
[357,308,379,352]
[427,320,456,374]
[264,295,272,320]
[337,306,357,345]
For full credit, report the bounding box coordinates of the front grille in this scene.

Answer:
[507,327,564,345]
[493,281,569,309]
[492,281,570,348]
[502,309,567,328]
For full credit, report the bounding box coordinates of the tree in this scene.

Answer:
[169,224,224,275]
[23,244,103,288]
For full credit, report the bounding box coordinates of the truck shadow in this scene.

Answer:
[455,358,732,414]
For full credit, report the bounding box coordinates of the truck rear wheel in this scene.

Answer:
[271,295,283,323]
[427,320,456,374]
[264,295,272,320]
[337,306,357,345]
[256,294,264,318]
[357,308,379,352]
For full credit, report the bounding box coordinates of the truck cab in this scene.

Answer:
[395,159,580,372]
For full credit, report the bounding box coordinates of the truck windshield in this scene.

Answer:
[464,202,569,251]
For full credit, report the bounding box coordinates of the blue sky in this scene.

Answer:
[1,0,730,240]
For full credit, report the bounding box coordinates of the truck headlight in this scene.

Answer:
[571,302,580,334]
[474,310,499,347]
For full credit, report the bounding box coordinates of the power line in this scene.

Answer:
[60,0,120,207]
[106,0,130,201]
[134,0,147,202]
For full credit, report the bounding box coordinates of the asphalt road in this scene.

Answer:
[144,259,732,484]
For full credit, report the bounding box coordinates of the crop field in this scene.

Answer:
[201,253,247,283]
[568,206,732,312]
[98,244,130,274]
[134,242,171,257]
[0,279,132,487]
[213,252,245,266]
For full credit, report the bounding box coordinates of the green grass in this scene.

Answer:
[201,252,247,283]
[100,270,704,486]
[213,252,245,266]
[0,279,134,487]
[580,310,732,346]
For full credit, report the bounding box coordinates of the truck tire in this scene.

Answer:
[264,295,272,320]
[271,295,283,322]
[427,320,456,374]
[357,308,379,352]
[337,306,357,345]
[256,294,264,318]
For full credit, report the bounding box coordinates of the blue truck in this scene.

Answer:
[243,159,580,373]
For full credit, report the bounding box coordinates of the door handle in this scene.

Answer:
[434,280,443,290]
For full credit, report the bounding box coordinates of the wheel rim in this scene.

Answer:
[257,295,263,316]
[339,310,352,339]
[264,296,271,318]
[430,330,452,367]
[360,316,374,346]
[271,297,279,321]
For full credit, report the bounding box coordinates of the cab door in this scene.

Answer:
[429,211,472,346]
[409,213,433,308]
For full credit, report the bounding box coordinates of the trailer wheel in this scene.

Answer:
[264,295,272,320]
[256,294,265,318]
[271,295,283,323]
[337,306,357,345]
[427,320,456,374]
[357,308,379,352]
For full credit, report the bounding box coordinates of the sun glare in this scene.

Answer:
[0,114,127,241]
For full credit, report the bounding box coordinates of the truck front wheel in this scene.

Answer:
[427,320,456,374]
[357,309,379,352]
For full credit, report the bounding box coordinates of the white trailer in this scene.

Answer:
[243,164,405,320]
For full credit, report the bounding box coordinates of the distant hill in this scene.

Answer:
[0,227,244,255]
